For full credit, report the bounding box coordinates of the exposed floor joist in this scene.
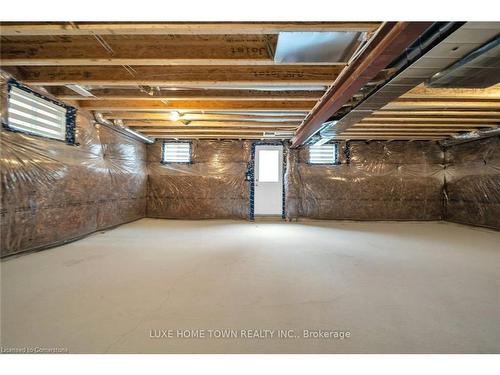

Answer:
[102,112,307,121]
[0,22,381,36]
[3,65,344,86]
[126,121,301,128]
[2,22,498,142]
[47,88,325,101]
[371,110,500,117]
[79,100,315,111]
[0,35,350,67]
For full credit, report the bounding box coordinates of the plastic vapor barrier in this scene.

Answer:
[3,86,498,258]
[147,140,252,219]
[444,136,500,230]
[286,141,445,220]
[1,79,147,257]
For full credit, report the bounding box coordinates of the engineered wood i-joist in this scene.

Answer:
[371,111,500,118]
[47,88,325,101]
[3,65,343,86]
[361,118,500,124]
[102,113,307,121]
[78,100,316,111]
[125,121,302,128]
[0,35,348,66]
[137,128,294,134]
[0,22,382,35]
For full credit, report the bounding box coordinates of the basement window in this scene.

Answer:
[7,85,70,141]
[309,143,338,165]
[162,142,191,163]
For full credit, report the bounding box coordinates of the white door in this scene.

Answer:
[254,145,283,216]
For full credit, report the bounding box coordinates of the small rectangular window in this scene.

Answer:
[7,86,68,141]
[162,142,191,163]
[309,143,338,164]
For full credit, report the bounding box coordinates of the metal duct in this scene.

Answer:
[94,112,154,144]
[440,127,500,147]
[317,22,499,139]
[428,35,500,88]
[274,32,363,63]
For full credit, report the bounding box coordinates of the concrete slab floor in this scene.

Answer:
[1,219,499,354]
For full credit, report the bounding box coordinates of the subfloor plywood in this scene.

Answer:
[1,219,499,353]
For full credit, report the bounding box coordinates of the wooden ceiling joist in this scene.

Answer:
[331,136,444,140]
[383,101,500,110]
[79,100,314,111]
[150,135,288,140]
[361,118,500,124]
[3,22,495,143]
[372,110,500,117]
[349,123,497,130]
[404,85,500,98]
[137,128,294,134]
[340,131,454,138]
[47,87,325,101]
[4,65,343,86]
[126,121,300,128]
[343,130,463,135]
[102,112,306,122]
[0,22,381,36]
[0,34,348,66]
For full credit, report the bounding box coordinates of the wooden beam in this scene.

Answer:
[48,87,325,101]
[339,132,455,136]
[330,136,445,140]
[394,97,500,104]
[103,112,306,121]
[344,129,465,134]
[79,100,315,111]
[139,126,283,135]
[404,84,500,98]
[372,110,500,117]
[126,120,301,128]
[0,22,381,36]
[4,65,343,86]
[361,118,500,124]
[150,135,287,139]
[383,101,500,110]
[0,34,346,66]
[134,128,295,135]
[350,127,477,131]
[291,22,433,147]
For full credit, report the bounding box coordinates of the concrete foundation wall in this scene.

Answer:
[444,136,500,230]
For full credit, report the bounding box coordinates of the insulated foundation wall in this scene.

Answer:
[286,141,445,220]
[146,140,251,219]
[444,136,500,230]
[0,83,147,257]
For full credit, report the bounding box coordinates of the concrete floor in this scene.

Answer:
[1,219,499,353]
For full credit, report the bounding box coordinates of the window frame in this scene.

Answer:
[307,142,340,165]
[3,80,76,144]
[161,141,193,164]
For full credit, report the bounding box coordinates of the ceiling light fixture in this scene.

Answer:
[170,111,181,121]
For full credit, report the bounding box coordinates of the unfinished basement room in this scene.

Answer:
[1,19,499,358]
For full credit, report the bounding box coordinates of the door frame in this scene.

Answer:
[249,141,287,220]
